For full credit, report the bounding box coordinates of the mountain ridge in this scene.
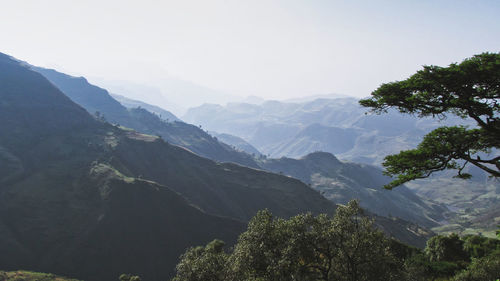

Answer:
[32,62,447,230]
[0,53,348,280]
[259,152,446,228]
[33,66,260,168]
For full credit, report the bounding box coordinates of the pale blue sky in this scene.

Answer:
[1,0,499,103]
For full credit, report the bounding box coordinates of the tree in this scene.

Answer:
[173,239,228,281]
[452,250,500,281]
[313,201,402,281]
[462,235,500,259]
[119,274,142,281]
[173,200,403,281]
[228,209,306,281]
[425,234,468,264]
[359,53,500,188]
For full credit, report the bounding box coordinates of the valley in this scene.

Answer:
[0,51,498,280]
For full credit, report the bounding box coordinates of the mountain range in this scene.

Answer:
[182,85,499,237]
[34,67,260,169]
[258,152,445,228]
[111,93,181,123]
[0,52,454,280]
[0,53,338,280]
[33,65,449,230]
[183,98,474,165]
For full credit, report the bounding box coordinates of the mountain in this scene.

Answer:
[184,95,499,236]
[0,53,338,280]
[259,152,446,228]
[32,62,445,227]
[33,66,259,168]
[210,132,262,156]
[91,75,240,117]
[111,93,181,122]
[0,53,246,280]
[107,133,335,222]
[35,64,448,229]
[183,98,472,164]
[263,123,360,158]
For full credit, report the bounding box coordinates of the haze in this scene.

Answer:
[2,0,500,114]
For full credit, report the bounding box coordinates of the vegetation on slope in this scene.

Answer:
[0,270,80,281]
[259,152,446,229]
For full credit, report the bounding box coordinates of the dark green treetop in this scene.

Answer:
[172,200,404,281]
[119,274,142,281]
[360,53,500,188]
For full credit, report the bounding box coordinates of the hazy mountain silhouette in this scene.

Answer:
[32,65,448,230]
[183,98,471,164]
[210,132,263,156]
[33,66,260,168]
[0,53,339,280]
[111,93,181,122]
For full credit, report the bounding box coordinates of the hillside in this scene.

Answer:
[406,171,500,237]
[0,270,80,281]
[0,53,343,280]
[0,53,247,280]
[259,152,446,228]
[33,67,259,168]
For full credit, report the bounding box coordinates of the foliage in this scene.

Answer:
[173,200,404,281]
[172,240,228,281]
[360,53,500,188]
[0,270,80,281]
[452,250,500,281]
[401,233,469,280]
[171,202,500,281]
[119,274,142,281]
[425,233,468,263]
[462,235,500,259]
[404,233,500,280]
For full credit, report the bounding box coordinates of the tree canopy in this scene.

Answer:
[172,203,500,281]
[359,52,500,188]
[173,200,404,281]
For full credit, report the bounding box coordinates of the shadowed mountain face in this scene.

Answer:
[0,54,339,280]
[33,67,259,168]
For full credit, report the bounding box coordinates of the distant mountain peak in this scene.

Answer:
[301,151,341,163]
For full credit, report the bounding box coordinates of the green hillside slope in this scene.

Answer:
[259,152,446,228]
